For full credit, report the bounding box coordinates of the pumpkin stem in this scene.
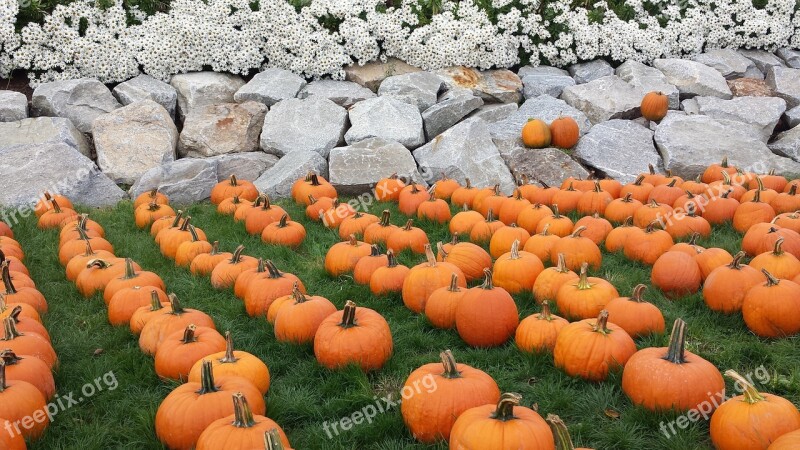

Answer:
[348,234,359,247]
[753,188,762,203]
[427,184,437,198]
[196,360,220,394]
[721,171,732,186]
[277,214,289,228]
[492,184,500,196]
[565,182,576,192]
[547,414,576,450]
[291,282,307,303]
[490,393,521,422]
[464,178,472,189]
[402,219,414,231]
[2,317,22,340]
[593,181,602,192]
[514,189,523,200]
[570,226,587,238]
[410,184,420,194]
[540,181,550,188]
[630,284,646,302]
[591,310,610,334]
[148,289,163,311]
[210,241,220,255]
[762,268,780,286]
[622,192,633,203]
[309,173,321,187]
[262,195,273,210]
[230,245,245,263]
[8,305,23,323]
[450,233,460,245]
[648,164,656,175]
[633,174,645,186]
[721,156,729,168]
[554,253,569,273]
[168,293,185,315]
[724,369,766,404]
[539,300,554,320]
[425,244,437,267]
[368,244,381,258]
[446,273,460,292]
[187,224,201,242]
[666,178,677,187]
[86,258,112,270]
[146,201,161,212]
[772,237,784,256]
[721,189,732,199]
[340,300,358,328]
[378,210,391,227]
[551,204,561,219]
[755,176,765,192]
[686,232,700,246]
[265,260,283,279]
[509,240,521,260]
[663,318,687,364]
[50,198,62,214]
[75,223,91,242]
[231,392,258,428]
[622,216,633,227]
[0,261,16,294]
[575,262,593,290]
[219,331,239,364]
[169,211,183,228]
[486,208,496,222]
[0,350,21,366]
[790,184,797,196]
[181,324,197,344]
[0,358,6,393]
[439,349,462,379]
[264,428,285,450]
[728,251,746,269]
[229,175,239,187]
[122,258,137,280]
[480,269,494,290]
[386,250,398,268]
[539,223,551,236]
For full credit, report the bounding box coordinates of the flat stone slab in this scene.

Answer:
[254,151,328,199]
[568,60,614,84]
[298,80,376,108]
[693,49,762,79]
[466,103,518,123]
[518,65,569,78]
[345,58,422,92]
[422,92,483,140]
[234,68,306,107]
[766,66,800,109]
[573,119,661,183]
[179,101,267,158]
[31,78,121,133]
[616,60,680,109]
[769,125,800,161]
[345,96,424,149]
[503,145,590,188]
[653,59,733,99]
[561,75,644,124]
[436,67,522,103]
[522,72,576,98]
[777,48,800,69]
[0,117,91,157]
[740,49,785,73]
[260,97,347,158]
[378,71,443,112]
[693,96,786,142]
[170,72,246,121]
[113,74,178,120]
[329,138,423,195]
[0,91,28,122]
[208,152,279,182]
[130,158,218,205]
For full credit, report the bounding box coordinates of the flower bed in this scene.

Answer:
[2,0,799,86]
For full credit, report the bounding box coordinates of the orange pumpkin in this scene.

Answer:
[291,172,336,205]
[314,301,393,371]
[550,116,580,149]
[386,219,429,254]
[402,244,466,313]
[620,175,655,203]
[338,212,379,241]
[210,175,259,205]
[449,393,554,449]
[641,91,668,121]
[187,332,271,395]
[532,253,578,303]
[273,287,336,344]
[604,284,665,338]
[261,214,306,248]
[369,250,410,295]
[550,226,602,270]
[535,205,574,237]
[515,301,568,354]
[455,269,520,348]
[553,310,636,381]
[450,178,479,209]
[651,251,702,298]
[374,173,407,202]
[556,263,619,321]
[363,210,400,245]
[352,245,389,285]
[398,184,430,216]
[521,119,551,148]
[523,223,561,262]
[742,269,800,338]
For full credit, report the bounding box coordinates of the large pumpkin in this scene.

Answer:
[195,393,290,450]
[273,287,336,345]
[603,284,665,338]
[650,251,702,298]
[0,357,49,440]
[492,240,544,294]
[556,263,619,321]
[314,301,393,371]
[703,252,765,313]
[187,332,271,394]
[742,269,800,338]
[402,244,466,313]
[455,269,520,348]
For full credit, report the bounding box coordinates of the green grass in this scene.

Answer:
[10,198,800,449]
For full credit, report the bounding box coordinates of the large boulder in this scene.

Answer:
[652,59,733,99]
[170,72,245,122]
[328,138,422,195]
[31,78,121,134]
[692,49,763,79]
[378,72,443,112]
[178,101,267,158]
[490,95,591,153]
[615,60,680,109]
[769,125,800,162]
[785,105,800,128]
[568,60,614,84]
[344,58,422,92]
[518,65,569,78]
[92,100,178,185]
[693,96,786,143]
[298,80,376,108]
[466,103,518,123]
[260,97,347,158]
[0,143,125,207]
[776,48,800,69]
[413,118,515,194]
[654,113,800,178]
[436,67,522,103]
[254,151,328,199]
[0,91,27,122]
[234,68,306,107]
[727,78,774,97]
[0,117,90,157]
[740,49,785,73]
[766,66,800,109]
[206,152,279,182]
[112,74,178,120]
[130,158,218,205]
[345,97,424,149]
[502,145,590,188]
[521,72,576,99]
[560,75,644,124]
[422,92,483,140]
[573,119,661,183]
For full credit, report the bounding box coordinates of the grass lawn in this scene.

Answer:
[12,196,800,449]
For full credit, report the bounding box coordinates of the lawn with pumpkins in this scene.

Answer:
[2,91,800,450]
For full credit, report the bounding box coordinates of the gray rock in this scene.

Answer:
[769,125,800,161]
[298,80,376,108]
[693,96,786,142]
[170,72,246,122]
[260,97,347,158]
[518,65,569,78]
[437,67,523,103]
[254,151,328,199]
[413,118,515,194]
[328,138,422,195]
[0,91,27,122]
[693,49,763,79]
[0,143,125,207]
[466,103,518,123]
[378,72,443,112]
[112,74,178,120]
[654,113,800,178]
[785,105,800,128]
[178,101,267,158]
[92,100,178,185]
[234,68,306,107]
[573,119,661,183]
[560,75,644,124]
[652,59,733,99]
[344,58,422,92]
[422,92,483,139]
[521,73,576,98]
[0,117,90,157]
[31,78,121,134]
[766,66,800,109]
[776,48,800,69]
[206,152,279,182]
[490,95,592,146]
[681,98,700,115]
[130,158,218,205]
[345,96,424,149]
[740,49,785,73]
[568,60,614,84]
[503,145,590,188]
[616,60,680,109]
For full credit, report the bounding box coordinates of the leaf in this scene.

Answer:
[604,408,620,419]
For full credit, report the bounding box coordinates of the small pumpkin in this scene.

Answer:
[210,245,259,289]
[187,332,271,394]
[218,195,250,216]
[190,241,232,277]
[550,116,580,149]
[633,200,672,229]
[523,223,560,262]
[620,175,655,203]
[34,191,73,217]
[352,245,389,285]
[139,294,216,355]
[535,205,574,237]
[623,221,674,265]
[468,208,504,244]
[489,223,530,259]
[749,237,800,280]
[314,300,393,371]
[320,199,356,229]
[521,118,552,148]
[436,239,491,283]
[325,235,373,277]
[386,219,429,255]
[702,157,738,183]
[515,301,568,354]
[0,357,49,440]
[532,253,578,303]
[244,195,287,235]
[274,287,336,344]
[374,173,406,202]
[577,181,613,216]
[424,273,465,329]
[37,198,78,230]
[498,189,531,225]
[492,240,544,295]
[733,189,776,233]
[291,172,336,205]
[195,393,290,450]
[771,184,800,213]
[338,211,379,241]
[261,214,306,248]
[449,205,485,236]
[102,258,165,304]
[604,285,665,338]
[402,244,466,313]
[417,186,452,223]
[154,324,227,381]
[641,91,668,121]
[553,310,636,381]
[651,251,702,298]
[398,184,430,216]
[604,193,643,224]
[550,183,583,214]
[108,286,169,327]
[210,175,259,205]
[76,258,142,298]
[304,195,333,222]
[455,269,520,348]
[1,318,57,369]
[0,350,55,401]
[369,250,410,295]
[129,290,170,335]
[243,260,305,317]
[363,210,400,245]
[516,203,553,234]
[556,263,619,321]
[547,414,593,450]
[433,174,461,200]
[134,201,176,229]
[550,226,602,271]
[175,225,213,268]
[450,178,479,209]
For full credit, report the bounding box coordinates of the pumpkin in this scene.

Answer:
[261,214,306,248]
[292,172,336,205]
[741,177,779,204]
[573,214,613,245]
[233,197,262,223]
[264,282,300,325]
[338,212,379,241]
[672,190,706,211]
[603,284,665,338]
[37,199,77,229]
[710,369,800,450]
[129,291,170,335]
[433,174,461,200]
[693,245,734,279]
[363,210,400,245]
[771,184,800,213]
[523,223,560,262]
[4,305,49,341]
[550,183,583,214]
[314,300,393,371]
[417,188,452,223]
[134,201,176,229]
[733,189,776,233]
[492,240,544,295]
[497,189,531,225]
[455,269,519,348]
[604,193,642,224]
[551,226,602,271]
[190,241,232,277]
[386,219,429,255]
[374,173,406,202]
[436,240,491,283]
[742,269,800,338]
[324,235,372,277]
[210,245,259,289]
[665,203,711,239]
[369,250,410,295]
[681,175,710,196]
[556,263,619,321]
[151,210,181,237]
[155,360,266,450]
[0,252,26,277]
[651,251,702,298]
[550,116,580,149]
[353,245,389,285]
[218,196,250,216]
[424,273,465,329]
[273,288,336,344]
[195,394,291,450]
[304,195,333,221]
[139,294,216,355]
[535,205,574,237]
[517,203,553,234]
[154,325,227,381]
[702,157,738,183]
[450,178,479,208]
[402,244,466,313]
[769,429,800,449]
[743,225,800,258]
[623,221,674,265]
[187,332,271,394]
[468,208,504,244]
[449,393,554,449]
[515,301,568,353]
[641,91,668,121]
[489,224,530,259]
[710,171,747,201]
[398,184,430,216]
[475,185,507,218]
[521,118,552,148]
[33,191,73,217]
[757,169,788,192]
[773,211,800,233]
[320,199,356,229]
[243,260,305,317]
[577,181,613,216]
[175,225,213,267]
[0,350,55,401]
[57,227,113,266]
[76,258,142,298]
[211,175,259,205]
[633,200,673,228]
[0,358,49,440]
[532,253,579,302]
[749,237,800,280]
[401,350,500,443]
[57,213,103,245]
[527,180,560,205]
[159,217,208,259]
[108,286,169,327]
[448,205,484,236]
[553,310,636,381]
[648,178,684,206]
[1,318,57,369]
[704,189,740,225]
[0,262,47,314]
[620,175,655,203]
[622,318,724,411]
[244,196,287,235]
[102,258,165,304]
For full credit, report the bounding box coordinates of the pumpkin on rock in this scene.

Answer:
[641,91,668,121]
[550,116,580,149]
[522,118,551,148]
